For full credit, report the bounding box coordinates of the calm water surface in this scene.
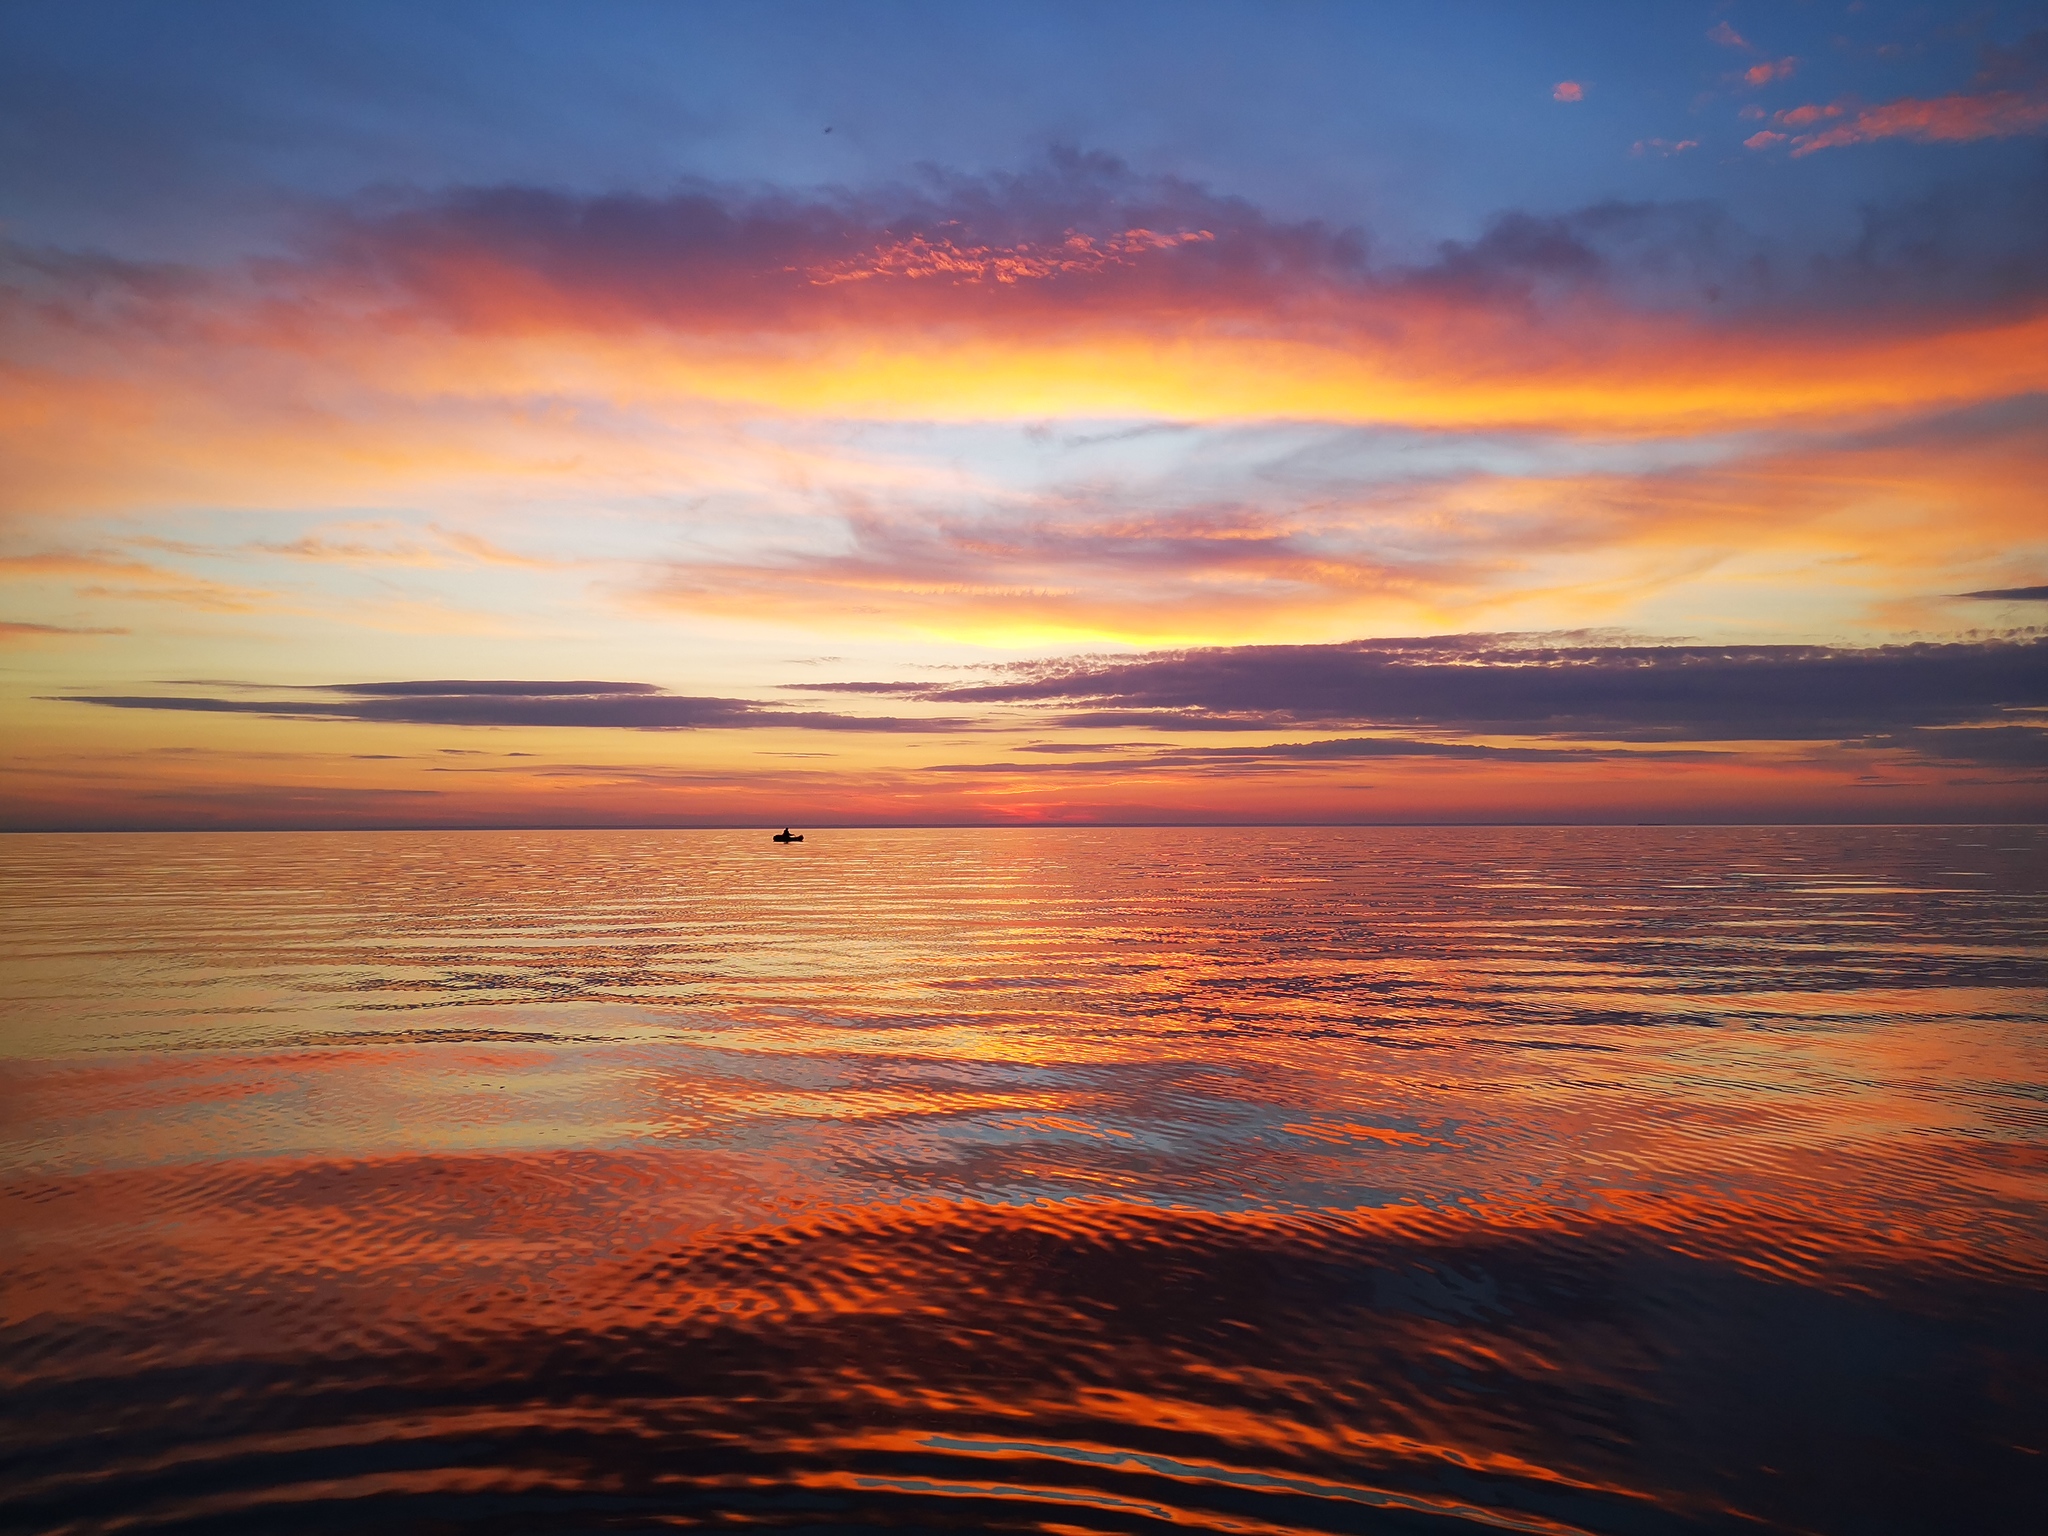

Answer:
[2,826,2044,1534]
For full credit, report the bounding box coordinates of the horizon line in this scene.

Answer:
[4,820,2043,836]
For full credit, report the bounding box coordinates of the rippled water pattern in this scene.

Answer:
[3,826,2045,1535]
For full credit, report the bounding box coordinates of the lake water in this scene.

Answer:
[2,825,2044,1535]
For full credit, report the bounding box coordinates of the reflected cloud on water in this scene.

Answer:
[2,826,2044,1533]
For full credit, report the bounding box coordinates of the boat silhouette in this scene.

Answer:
[773,827,803,843]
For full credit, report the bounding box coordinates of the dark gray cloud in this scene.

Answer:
[292,152,1366,338]
[1855,725,2048,768]
[793,635,2048,743]
[926,736,1717,776]
[48,644,2048,760]
[323,137,2048,331]
[304,148,2048,334]
[51,679,965,732]
[1959,584,2048,601]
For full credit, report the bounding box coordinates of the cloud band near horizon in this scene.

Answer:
[54,636,2047,759]
[49,680,967,732]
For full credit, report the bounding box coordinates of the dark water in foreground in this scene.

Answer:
[2,826,2045,1535]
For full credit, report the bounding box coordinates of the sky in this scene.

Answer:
[3,0,2045,829]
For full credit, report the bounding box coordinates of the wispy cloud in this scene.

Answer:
[0,549,277,611]
[0,618,127,641]
[1756,31,2048,156]
[640,401,2048,644]
[49,679,971,732]
[235,523,571,570]
[926,735,1717,775]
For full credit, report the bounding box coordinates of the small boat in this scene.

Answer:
[773,827,803,843]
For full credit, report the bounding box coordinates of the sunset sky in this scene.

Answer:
[3,0,2045,828]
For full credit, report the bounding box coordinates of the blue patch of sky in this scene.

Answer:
[3,0,2040,262]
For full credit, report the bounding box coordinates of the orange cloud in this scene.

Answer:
[10,166,2048,534]
[0,619,126,642]
[0,549,275,611]
[7,202,2045,649]
[13,289,2048,542]
[442,307,2048,437]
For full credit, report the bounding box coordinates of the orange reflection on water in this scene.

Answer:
[2,826,2044,1533]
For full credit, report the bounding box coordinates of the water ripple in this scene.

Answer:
[2,826,2044,1533]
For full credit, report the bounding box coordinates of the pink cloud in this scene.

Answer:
[1776,30,2048,155]
[801,228,1214,287]
[1553,81,1584,102]
[1708,22,1752,51]
[1776,102,1846,129]
[1631,138,1700,158]
[1744,58,1798,88]
[1787,88,2048,154]
[1743,130,1789,150]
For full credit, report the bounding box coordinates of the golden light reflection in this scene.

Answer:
[7,817,2043,1531]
